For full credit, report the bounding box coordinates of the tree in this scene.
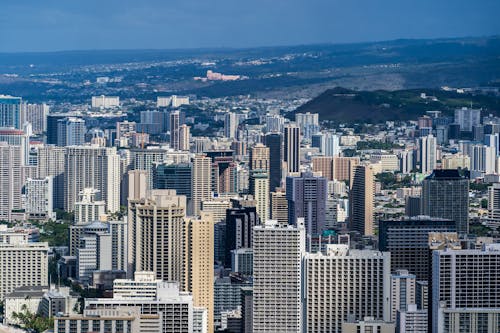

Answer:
[11,304,53,333]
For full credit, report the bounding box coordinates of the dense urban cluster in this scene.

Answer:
[0,91,499,333]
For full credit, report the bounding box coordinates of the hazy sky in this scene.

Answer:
[1,0,499,52]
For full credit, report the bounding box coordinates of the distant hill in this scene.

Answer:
[290,87,500,124]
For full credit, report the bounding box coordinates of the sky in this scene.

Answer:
[1,0,500,52]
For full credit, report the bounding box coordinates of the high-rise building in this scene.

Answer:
[185,212,215,333]
[73,188,106,224]
[0,128,29,166]
[130,190,187,282]
[304,244,391,333]
[250,171,269,221]
[23,103,49,134]
[152,161,192,214]
[487,183,500,224]
[470,144,496,178]
[264,132,283,191]
[192,154,212,216]
[295,112,319,140]
[286,172,327,236]
[0,143,23,221]
[349,164,375,236]
[91,95,120,109]
[24,177,55,221]
[57,117,86,147]
[454,107,481,132]
[284,124,300,174]
[265,114,284,133]
[390,270,416,322]
[179,124,191,151]
[46,114,69,145]
[169,111,181,150]
[418,134,437,174]
[431,244,500,333]
[312,156,334,180]
[224,206,259,267]
[64,146,121,213]
[253,220,305,333]
[224,112,238,139]
[0,95,22,129]
[378,217,456,281]
[333,156,360,181]
[130,148,168,189]
[421,169,470,234]
[0,238,49,300]
[206,151,237,195]
[37,145,65,209]
[270,188,288,226]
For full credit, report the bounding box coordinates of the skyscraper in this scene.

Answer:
[0,143,23,221]
[390,270,416,322]
[431,244,500,333]
[192,154,212,216]
[130,190,187,282]
[23,103,49,134]
[286,172,327,236]
[224,112,238,139]
[179,124,190,151]
[378,217,456,281]
[284,124,300,174]
[349,164,375,236]
[454,107,481,132]
[169,111,181,150]
[304,245,390,333]
[64,145,121,213]
[152,161,192,214]
[224,206,259,267]
[185,212,215,333]
[37,145,65,209]
[0,95,22,129]
[253,220,305,333]
[418,134,437,174]
[421,169,470,234]
[73,188,106,224]
[264,132,283,191]
[57,117,86,147]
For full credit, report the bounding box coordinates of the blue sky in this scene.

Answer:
[1,0,499,52]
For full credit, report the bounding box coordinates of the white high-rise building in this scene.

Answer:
[24,177,55,221]
[471,144,496,178]
[224,112,238,139]
[295,112,319,140]
[454,107,480,132]
[74,188,107,224]
[192,154,212,216]
[265,114,285,133]
[37,145,65,209]
[64,145,121,213]
[0,142,23,221]
[432,244,500,333]
[22,103,49,134]
[253,220,305,333]
[418,134,436,174]
[170,111,181,150]
[304,244,391,333]
[179,124,191,151]
[0,238,49,300]
[397,304,427,333]
[390,270,416,322]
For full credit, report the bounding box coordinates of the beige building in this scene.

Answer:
[270,188,288,225]
[186,212,215,333]
[312,156,334,180]
[333,156,360,181]
[192,154,212,216]
[0,239,49,300]
[179,124,191,151]
[201,198,232,224]
[442,153,470,170]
